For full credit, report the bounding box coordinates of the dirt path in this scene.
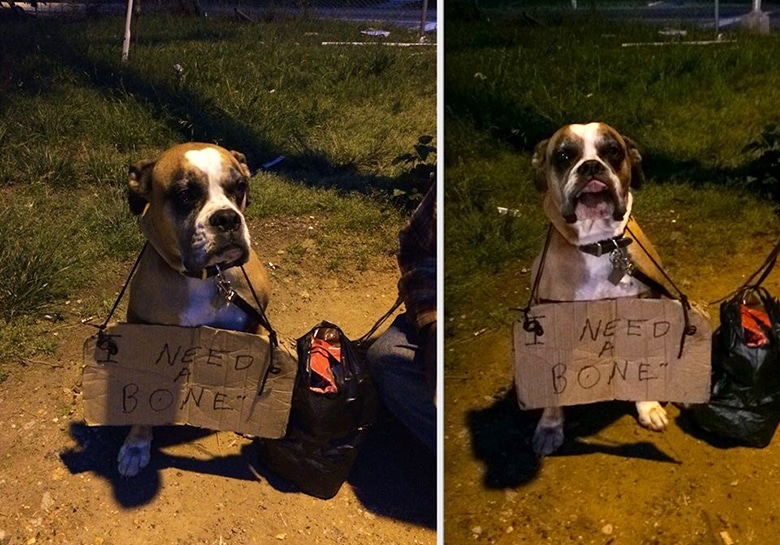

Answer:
[444,253,780,545]
[0,217,436,545]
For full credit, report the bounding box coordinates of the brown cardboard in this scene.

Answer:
[82,323,297,438]
[513,298,712,409]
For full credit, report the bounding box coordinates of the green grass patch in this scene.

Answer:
[248,172,403,270]
[445,13,780,346]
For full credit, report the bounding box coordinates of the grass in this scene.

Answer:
[444,12,780,364]
[0,13,435,371]
[246,173,404,270]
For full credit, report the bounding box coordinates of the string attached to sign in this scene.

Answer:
[90,241,150,356]
[515,225,553,338]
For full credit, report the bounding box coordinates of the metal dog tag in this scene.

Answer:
[608,248,635,285]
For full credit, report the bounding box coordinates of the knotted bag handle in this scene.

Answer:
[354,296,404,347]
[712,238,780,306]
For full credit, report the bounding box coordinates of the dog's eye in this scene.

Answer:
[233,180,248,202]
[554,150,572,165]
[604,144,624,163]
[172,184,202,209]
[177,187,196,203]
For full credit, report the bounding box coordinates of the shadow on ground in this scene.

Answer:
[60,424,258,507]
[348,410,436,529]
[250,409,437,529]
[466,388,682,490]
[60,411,436,529]
[465,387,542,489]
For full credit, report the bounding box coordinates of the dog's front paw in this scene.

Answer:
[636,401,668,431]
[118,427,152,477]
[532,423,564,456]
[532,407,565,456]
[118,439,151,477]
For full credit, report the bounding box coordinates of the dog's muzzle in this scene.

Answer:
[179,208,251,274]
[561,160,626,223]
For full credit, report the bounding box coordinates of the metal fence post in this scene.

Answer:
[420,0,428,37]
[122,0,134,62]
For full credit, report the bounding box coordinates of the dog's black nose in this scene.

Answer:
[577,160,605,178]
[210,209,242,232]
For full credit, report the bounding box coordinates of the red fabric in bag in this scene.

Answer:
[741,306,771,347]
[309,337,340,393]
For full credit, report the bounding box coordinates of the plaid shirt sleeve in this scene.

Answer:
[397,183,437,332]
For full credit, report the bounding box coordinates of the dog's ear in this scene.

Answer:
[230,150,252,207]
[531,138,550,192]
[230,150,251,178]
[624,136,645,190]
[127,158,155,216]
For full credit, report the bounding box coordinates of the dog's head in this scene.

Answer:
[532,123,644,234]
[127,143,253,275]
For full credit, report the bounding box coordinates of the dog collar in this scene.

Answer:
[579,235,633,257]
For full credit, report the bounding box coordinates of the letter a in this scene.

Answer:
[173,366,191,383]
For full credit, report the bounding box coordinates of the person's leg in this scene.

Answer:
[366,315,436,452]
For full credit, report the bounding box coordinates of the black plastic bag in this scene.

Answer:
[257,321,378,499]
[256,427,364,500]
[290,322,378,442]
[691,286,780,447]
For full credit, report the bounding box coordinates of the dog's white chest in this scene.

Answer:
[575,253,647,300]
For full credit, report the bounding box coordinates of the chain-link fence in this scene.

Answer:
[3,0,435,36]
[230,0,433,31]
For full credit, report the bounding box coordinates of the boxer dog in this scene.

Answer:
[118,142,270,477]
[529,122,670,456]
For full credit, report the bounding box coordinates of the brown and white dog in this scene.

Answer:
[529,122,670,456]
[118,142,271,477]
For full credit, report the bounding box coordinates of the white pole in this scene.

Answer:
[743,0,768,33]
[714,0,719,34]
[122,0,134,62]
[419,0,428,37]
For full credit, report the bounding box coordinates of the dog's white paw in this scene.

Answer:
[532,423,564,456]
[118,428,152,477]
[636,401,668,431]
[532,407,565,456]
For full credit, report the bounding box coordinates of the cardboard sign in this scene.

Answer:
[514,298,712,409]
[82,323,297,438]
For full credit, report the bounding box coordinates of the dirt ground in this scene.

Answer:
[444,250,780,545]
[0,216,436,545]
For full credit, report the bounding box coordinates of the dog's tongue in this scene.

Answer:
[572,179,614,221]
[580,179,607,194]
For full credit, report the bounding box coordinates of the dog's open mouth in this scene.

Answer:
[577,179,611,207]
[566,179,621,222]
